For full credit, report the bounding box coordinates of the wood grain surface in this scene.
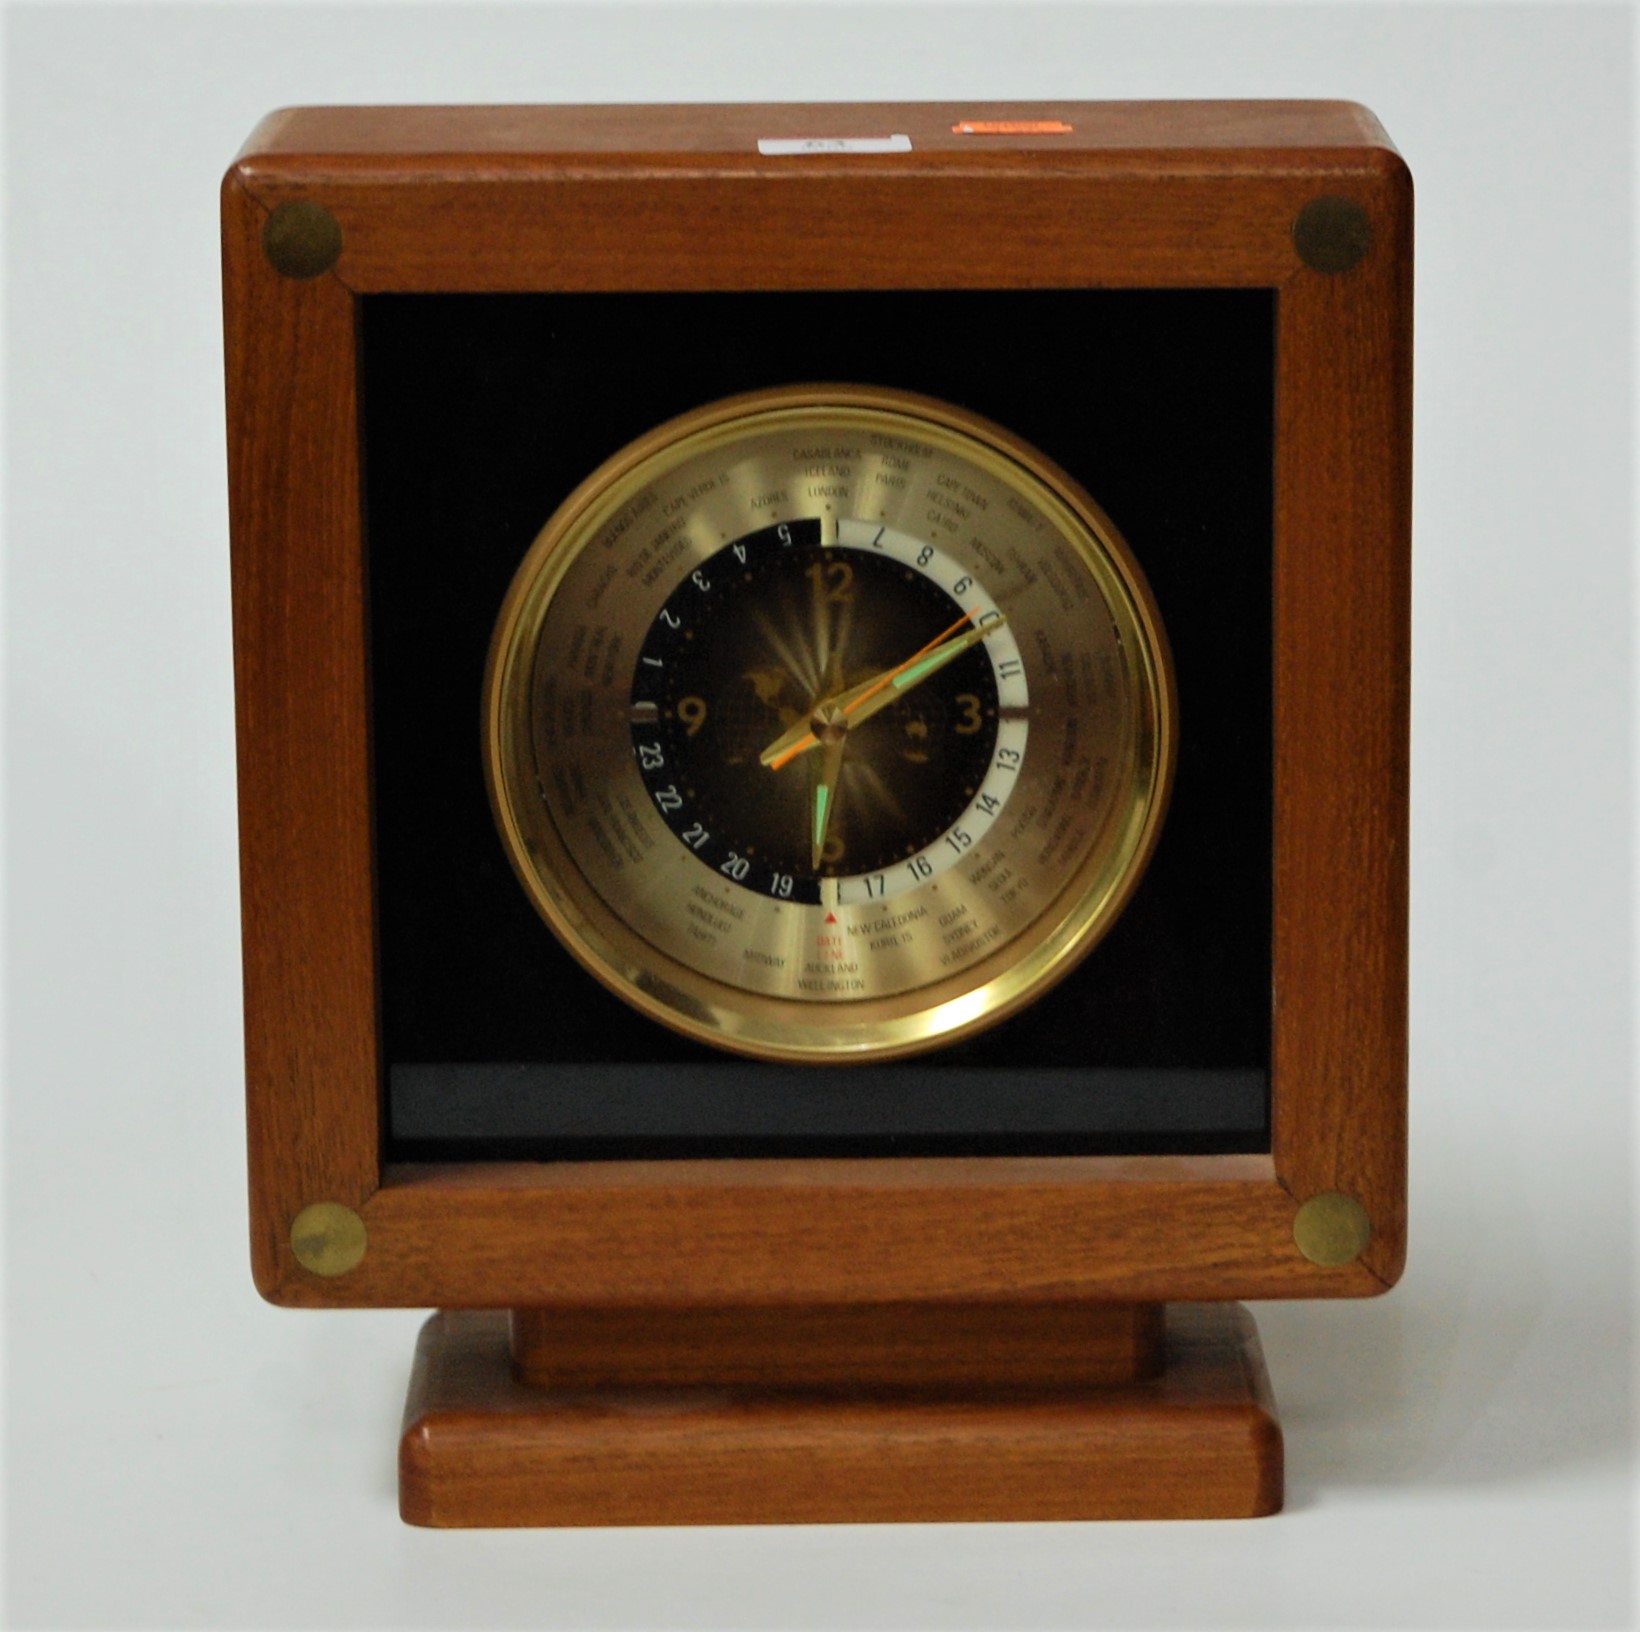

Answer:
[400,1303,1283,1526]
[1271,214,1413,1289]
[236,100,1395,159]
[510,1302,1164,1389]
[222,176,380,1291]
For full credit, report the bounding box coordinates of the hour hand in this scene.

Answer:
[758,671,881,769]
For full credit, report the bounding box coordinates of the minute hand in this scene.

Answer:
[761,613,1008,771]
[843,618,1004,729]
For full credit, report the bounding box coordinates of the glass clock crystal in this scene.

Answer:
[484,385,1175,1061]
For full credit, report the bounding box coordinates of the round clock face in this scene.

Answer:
[484,385,1175,1062]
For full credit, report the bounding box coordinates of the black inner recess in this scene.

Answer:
[361,290,1274,1161]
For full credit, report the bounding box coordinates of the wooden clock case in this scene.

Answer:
[223,101,1410,1525]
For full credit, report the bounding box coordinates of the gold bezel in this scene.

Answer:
[483,384,1177,1063]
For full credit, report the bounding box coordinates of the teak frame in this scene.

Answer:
[223,102,1410,1523]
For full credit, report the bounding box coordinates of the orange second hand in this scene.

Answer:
[769,733,818,773]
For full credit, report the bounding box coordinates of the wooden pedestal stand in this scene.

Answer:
[399,1302,1282,1526]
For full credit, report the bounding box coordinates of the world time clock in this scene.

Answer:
[484,384,1174,1062]
[223,101,1411,1525]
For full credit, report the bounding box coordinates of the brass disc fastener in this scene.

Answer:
[1292,196,1372,274]
[290,1202,367,1277]
[1293,1192,1373,1266]
[263,200,343,279]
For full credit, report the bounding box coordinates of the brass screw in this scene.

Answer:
[1293,1191,1372,1266]
[290,1202,367,1276]
[1292,196,1372,274]
[263,200,343,279]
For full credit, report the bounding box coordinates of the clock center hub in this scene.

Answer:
[811,701,850,744]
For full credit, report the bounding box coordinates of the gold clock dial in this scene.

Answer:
[484,385,1175,1062]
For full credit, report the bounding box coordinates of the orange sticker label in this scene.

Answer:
[953,120,1074,135]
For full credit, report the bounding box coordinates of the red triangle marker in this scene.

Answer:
[825,912,838,924]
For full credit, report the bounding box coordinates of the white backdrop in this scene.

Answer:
[3,3,1634,1627]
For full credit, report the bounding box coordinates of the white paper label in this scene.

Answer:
[757,135,913,156]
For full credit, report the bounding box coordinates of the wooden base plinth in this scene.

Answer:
[399,1303,1282,1526]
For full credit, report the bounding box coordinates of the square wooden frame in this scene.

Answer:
[223,102,1409,1311]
